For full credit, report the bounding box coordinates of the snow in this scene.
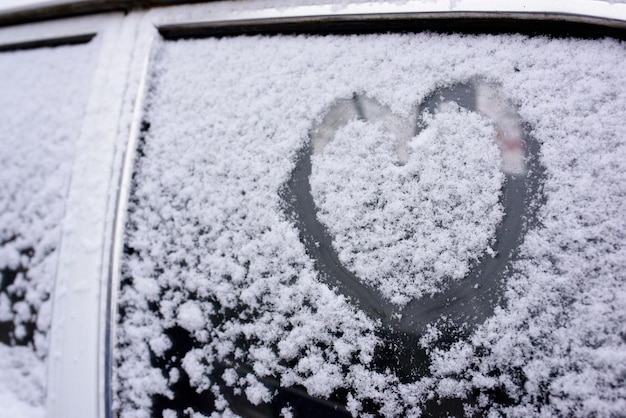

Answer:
[311,106,503,304]
[0,387,44,418]
[177,300,206,332]
[115,32,626,417]
[0,344,45,418]
[0,41,97,414]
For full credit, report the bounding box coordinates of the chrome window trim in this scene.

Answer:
[157,11,626,39]
[105,28,156,418]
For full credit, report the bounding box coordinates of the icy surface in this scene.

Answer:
[0,42,97,412]
[116,33,626,417]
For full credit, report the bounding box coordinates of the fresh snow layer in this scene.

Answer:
[0,42,97,412]
[116,33,626,417]
[0,344,45,418]
[311,108,503,304]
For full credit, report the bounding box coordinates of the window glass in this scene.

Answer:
[0,41,97,413]
[116,33,626,417]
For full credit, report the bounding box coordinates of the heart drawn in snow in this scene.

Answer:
[281,81,543,343]
[310,99,504,306]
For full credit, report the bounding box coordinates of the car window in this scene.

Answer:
[0,41,97,415]
[116,34,626,416]
[113,32,626,417]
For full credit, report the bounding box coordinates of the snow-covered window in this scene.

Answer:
[116,34,626,417]
[0,41,97,414]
